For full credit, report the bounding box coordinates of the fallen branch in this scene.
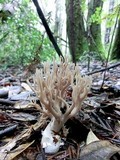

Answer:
[32,0,64,60]
[87,62,120,75]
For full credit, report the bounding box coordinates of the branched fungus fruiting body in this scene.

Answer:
[33,59,92,154]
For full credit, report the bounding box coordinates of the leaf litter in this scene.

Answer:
[0,61,120,160]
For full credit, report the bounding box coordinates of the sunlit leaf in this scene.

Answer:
[86,129,99,145]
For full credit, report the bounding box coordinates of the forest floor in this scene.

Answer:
[0,60,120,160]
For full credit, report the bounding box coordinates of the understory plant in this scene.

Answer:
[32,58,92,154]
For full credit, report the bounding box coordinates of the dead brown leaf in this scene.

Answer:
[79,140,120,160]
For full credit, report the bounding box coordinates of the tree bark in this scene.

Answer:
[87,0,105,59]
[66,0,88,63]
[54,0,63,45]
[104,0,115,44]
[111,19,120,60]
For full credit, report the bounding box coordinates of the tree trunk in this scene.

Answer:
[87,0,105,59]
[104,0,115,44]
[66,0,88,63]
[54,0,63,45]
[111,19,120,60]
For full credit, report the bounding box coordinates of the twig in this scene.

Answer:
[32,0,64,60]
[86,62,120,75]
[0,124,18,138]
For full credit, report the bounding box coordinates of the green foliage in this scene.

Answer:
[0,0,56,68]
[90,7,102,24]
[0,0,5,3]
[103,4,120,27]
[81,0,87,12]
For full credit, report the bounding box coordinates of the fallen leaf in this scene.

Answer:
[9,112,36,121]
[0,128,33,160]
[5,141,34,160]
[86,129,99,145]
[9,91,33,101]
[21,82,32,91]
[8,86,22,98]
[0,87,8,98]
[79,140,120,160]
[14,101,31,109]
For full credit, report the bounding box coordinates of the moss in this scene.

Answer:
[89,23,106,59]
[66,0,88,62]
